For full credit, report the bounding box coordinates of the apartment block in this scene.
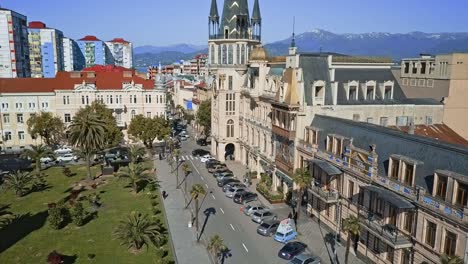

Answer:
[105,38,133,69]
[76,35,108,68]
[63,37,85,71]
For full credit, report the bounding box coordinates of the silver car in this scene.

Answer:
[257,220,280,236]
[287,253,321,264]
[225,187,246,198]
[223,182,245,192]
[243,205,266,216]
[216,174,234,182]
[251,210,278,224]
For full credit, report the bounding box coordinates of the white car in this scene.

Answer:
[54,146,73,154]
[200,154,213,163]
[40,157,55,163]
[57,154,77,162]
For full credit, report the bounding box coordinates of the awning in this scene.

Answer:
[276,170,293,185]
[311,160,342,176]
[362,185,415,209]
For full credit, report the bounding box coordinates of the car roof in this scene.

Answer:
[293,253,319,261]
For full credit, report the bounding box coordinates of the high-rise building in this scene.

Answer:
[0,8,30,78]
[63,37,85,71]
[76,35,107,68]
[105,38,133,69]
[27,21,64,78]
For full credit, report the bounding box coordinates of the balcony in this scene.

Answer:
[116,121,125,128]
[308,185,339,203]
[272,124,296,141]
[297,139,315,155]
[358,209,413,249]
[275,157,294,176]
[418,194,468,224]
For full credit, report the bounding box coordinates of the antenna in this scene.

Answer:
[290,16,296,48]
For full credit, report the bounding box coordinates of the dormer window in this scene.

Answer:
[327,134,345,156]
[349,86,357,100]
[384,86,392,99]
[402,162,414,186]
[389,158,400,180]
[366,85,375,100]
[435,175,448,199]
[455,182,468,207]
[389,155,420,187]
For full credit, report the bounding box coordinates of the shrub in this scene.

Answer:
[70,202,86,226]
[47,251,62,264]
[63,167,73,177]
[277,185,284,194]
[48,206,65,230]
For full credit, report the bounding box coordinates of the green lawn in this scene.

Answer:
[0,163,174,264]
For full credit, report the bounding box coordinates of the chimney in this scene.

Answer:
[408,121,415,135]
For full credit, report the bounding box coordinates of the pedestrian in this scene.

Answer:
[288,212,293,219]
[293,211,298,226]
[162,190,167,199]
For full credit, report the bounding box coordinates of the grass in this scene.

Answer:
[0,163,174,264]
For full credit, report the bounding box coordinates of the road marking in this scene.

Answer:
[173,157,176,161]
[211,194,216,200]
[201,176,205,181]
[220,208,225,214]
[242,243,249,252]
[189,156,193,160]
[205,183,209,188]
[189,160,201,175]
[180,156,185,161]
[230,224,235,231]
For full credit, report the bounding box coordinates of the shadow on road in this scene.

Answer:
[220,247,232,264]
[198,207,216,241]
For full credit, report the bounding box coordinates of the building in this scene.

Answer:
[0,65,166,150]
[63,37,85,71]
[394,53,468,140]
[0,8,30,78]
[76,35,108,68]
[105,38,133,69]
[27,21,64,78]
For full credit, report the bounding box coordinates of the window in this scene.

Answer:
[82,96,85,105]
[401,250,411,264]
[366,86,374,99]
[1,103,9,110]
[410,79,417,86]
[225,93,235,115]
[348,181,354,199]
[222,45,227,64]
[64,114,71,123]
[412,63,417,74]
[311,130,318,144]
[326,136,333,152]
[388,206,397,225]
[3,131,11,141]
[386,245,394,262]
[404,212,414,233]
[425,220,437,247]
[390,158,400,179]
[396,116,408,126]
[444,230,457,256]
[226,120,234,138]
[29,102,35,109]
[427,79,434,87]
[456,182,468,207]
[366,117,373,124]
[421,62,427,74]
[42,102,49,108]
[418,79,426,87]
[16,102,23,109]
[348,86,357,100]
[228,45,233,64]
[133,95,137,104]
[384,86,392,99]
[373,237,380,253]
[436,175,447,199]
[3,114,10,124]
[63,96,70,105]
[403,163,414,186]
[18,131,25,140]
[146,112,151,118]
[17,113,23,123]
[425,116,433,125]
[404,62,410,73]
[228,76,233,90]
[109,95,113,104]
[380,117,388,127]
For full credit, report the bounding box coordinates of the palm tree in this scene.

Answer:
[21,144,54,174]
[181,163,192,206]
[292,168,312,221]
[0,204,14,229]
[440,254,464,264]
[207,234,227,264]
[3,171,34,197]
[343,215,360,264]
[113,212,166,251]
[68,111,105,179]
[190,184,206,234]
[128,145,146,163]
[173,149,181,188]
[117,163,153,193]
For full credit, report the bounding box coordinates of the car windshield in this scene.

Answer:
[275,231,284,237]
[228,188,235,192]
[253,212,262,217]
[259,223,270,228]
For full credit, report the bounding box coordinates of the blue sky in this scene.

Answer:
[2,0,467,46]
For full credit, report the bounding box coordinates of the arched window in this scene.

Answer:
[241,45,245,64]
[227,119,234,138]
[228,45,233,64]
[222,45,227,64]
[210,45,215,64]
[131,110,136,119]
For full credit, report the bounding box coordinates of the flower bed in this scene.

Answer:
[256,183,284,204]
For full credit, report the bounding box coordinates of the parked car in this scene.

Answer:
[213,170,233,178]
[217,178,238,187]
[233,192,258,204]
[56,153,78,162]
[243,205,266,216]
[274,218,298,243]
[192,149,210,156]
[200,154,213,163]
[225,186,246,198]
[209,164,228,173]
[221,179,240,189]
[206,159,221,169]
[222,182,245,192]
[287,253,321,264]
[196,138,207,146]
[40,157,55,164]
[251,210,278,224]
[257,220,280,237]
[180,135,188,141]
[54,146,72,154]
[216,174,235,182]
[278,242,308,260]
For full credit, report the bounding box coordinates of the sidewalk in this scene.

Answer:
[155,158,212,264]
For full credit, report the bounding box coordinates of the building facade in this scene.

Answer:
[63,37,85,71]
[0,65,166,150]
[76,35,108,68]
[27,21,64,78]
[394,53,468,140]
[0,8,30,78]
[105,38,133,69]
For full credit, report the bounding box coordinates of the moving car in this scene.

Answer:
[257,220,280,237]
[243,205,266,216]
[233,192,258,204]
[192,149,210,156]
[251,210,278,224]
[274,218,298,243]
[217,178,238,187]
[287,253,321,264]
[225,186,246,198]
[278,241,308,260]
[56,153,78,162]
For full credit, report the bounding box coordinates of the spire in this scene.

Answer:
[209,0,219,22]
[251,0,261,23]
[290,17,296,48]
[219,0,251,38]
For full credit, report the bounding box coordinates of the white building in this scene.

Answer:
[0,8,30,78]
[105,38,133,69]
[63,37,84,71]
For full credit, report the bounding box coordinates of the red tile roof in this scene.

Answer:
[108,38,130,44]
[390,124,468,147]
[82,65,131,73]
[79,35,101,41]
[28,21,46,29]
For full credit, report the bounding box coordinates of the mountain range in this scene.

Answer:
[133,29,468,68]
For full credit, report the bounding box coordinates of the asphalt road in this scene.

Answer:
[175,134,294,264]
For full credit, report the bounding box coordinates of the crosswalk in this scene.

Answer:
[172,155,202,161]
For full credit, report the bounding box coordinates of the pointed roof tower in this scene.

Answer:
[209,0,219,23]
[251,0,261,23]
[219,0,251,38]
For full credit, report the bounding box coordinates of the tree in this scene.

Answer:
[181,163,192,206]
[3,171,34,197]
[70,202,86,226]
[196,100,211,137]
[292,168,311,222]
[207,234,227,264]
[81,101,123,148]
[440,255,464,264]
[183,111,195,125]
[27,112,64,147]
[116,163,153,193]
[128,145,146,163]
[113,212,166,251]
[128,115,170,149]
[21,144,54,174]
[343,216,360,264]
[68,109,105,179]
[0,204,14,229]
[175,105,184,118]
[190,184,206,235]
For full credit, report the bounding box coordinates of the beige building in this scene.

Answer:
[394,53,468,140]
[0,65,166,151]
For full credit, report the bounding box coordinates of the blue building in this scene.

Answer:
[76,35,109,68]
